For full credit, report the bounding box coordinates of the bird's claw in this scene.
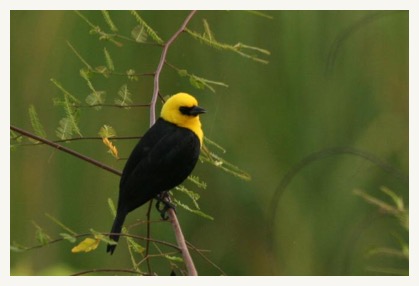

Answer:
[155,192,176,220]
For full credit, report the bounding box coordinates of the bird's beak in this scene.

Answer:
[190,106,206,116]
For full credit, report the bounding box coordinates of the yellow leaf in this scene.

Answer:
[102,137,119,159]
[71,237,100,253]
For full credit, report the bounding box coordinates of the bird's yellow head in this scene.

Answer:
[161,92,206,145]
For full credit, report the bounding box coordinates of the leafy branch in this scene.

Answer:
[11,10,267,276]
[185,19,270,64]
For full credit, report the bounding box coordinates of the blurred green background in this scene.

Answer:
[10,11,408,276]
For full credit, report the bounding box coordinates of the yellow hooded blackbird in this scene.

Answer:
[107,92,206,254]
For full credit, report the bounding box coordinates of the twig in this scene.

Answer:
[149,10,199,276]
[75,103,151,108]
[145,200,153,274]
[10,125,121,176]
[150,10,197,124]
[14,135,141,146]
[72,268,145,276]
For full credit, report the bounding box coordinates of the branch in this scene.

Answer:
[150,10,197,124]
[149,10,198,276]
[12,10,200,276]
[10,125,121,177]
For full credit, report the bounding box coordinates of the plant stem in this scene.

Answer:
[150,10,197,124]
[10,125,121,176]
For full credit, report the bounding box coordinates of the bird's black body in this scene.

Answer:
[107,117,201,254]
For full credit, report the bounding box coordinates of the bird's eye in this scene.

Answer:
[179,106,193,116]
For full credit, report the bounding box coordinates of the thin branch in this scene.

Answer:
[14,135,142,146]
[150,10,197,124]
[15,231,181,253]
[76,103,151,108]
[10,125,121,176]
[145,200,153,274]
[72,268,145,276]
[149,10,199,276]
[186,241,226,275]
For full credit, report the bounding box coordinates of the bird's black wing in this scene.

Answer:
[119,118,171,189]
[118,118,200,213]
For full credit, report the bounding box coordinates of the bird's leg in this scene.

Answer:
[155,191,176,220]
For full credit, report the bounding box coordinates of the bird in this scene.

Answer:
[107,92,206,254]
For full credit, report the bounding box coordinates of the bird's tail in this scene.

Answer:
[106,212,126,255]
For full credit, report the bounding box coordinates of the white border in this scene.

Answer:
[3,1,418,285]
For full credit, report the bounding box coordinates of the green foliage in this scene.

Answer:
[126,69,139,81]
[201,148,252,181]
[59,233,77,243]
[101,10,119,32]
[176,67,229,93]
[187,175,207,190]
[11,241,28,252]
[130,10,164,44]
[115,84,133,107]
[164,254,183,263]
[354,187,408,275]
[45,213,77,235]
[103,47,115,71]
[131,25,148,43]
[243,10,274,19]
[28,105,47,139]
[10,130,22,150]
[186,19,270,64]
[354,187,408,230]
[32,222,52,245]
[98,125,117,138]
[173,199,214,221]
[75,11,123,47]
[90,229,117,245]
[11,11,266,275]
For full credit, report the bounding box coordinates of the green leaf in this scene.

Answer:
[101,10,118,32]
[11,242,28,252]
[177,69,188,77]
[126,69,138,81]
[244,10,274,19]
[187,175,207,190]
[128,239,145,254]
[32,222,52,245]
[98,125,117,138]
[45,213,77,235]
[115,84,133,107]
[66,41,93,70]
[189,76,206,90]
[131,25,148,43]
[103,47,115,71]
[90,229,116,245]
[204,137,226,154]
[164,255,183,263]
[108,198,117,217]
[201,150,252,181]
[185,22,270,64]
[174,199,214,220]
[175,185,200,209]
[28,105,47,139]
[56,117,73,140]
[381,186,404,211]
[60,233,77,243]
[130,11,163,44]
[94,66,110,78]
[85,91,106,110]
[50,78,81,104]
